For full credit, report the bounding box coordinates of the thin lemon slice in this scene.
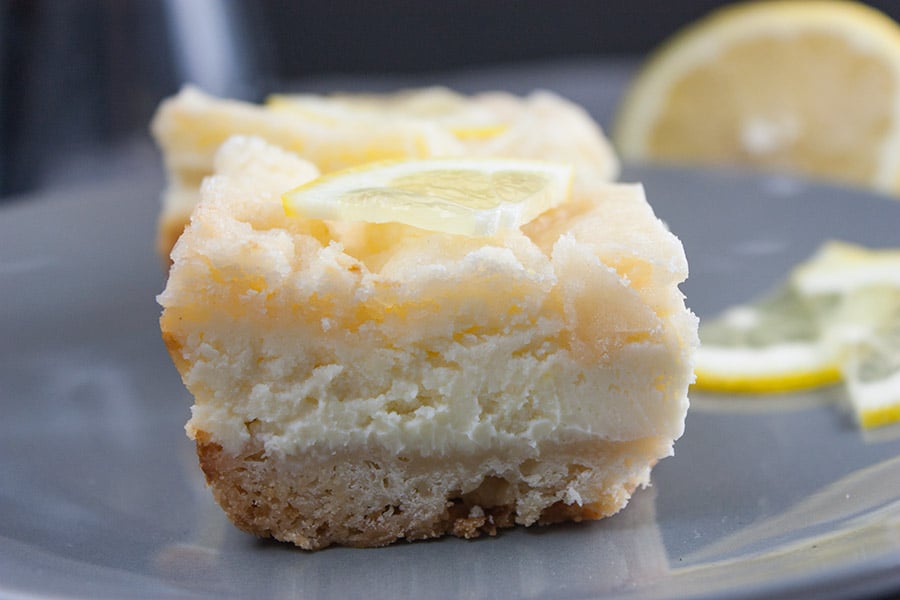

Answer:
[696,240,900,428]
[613,1,900,194]
[828,286,900,428]
[694,285,842,393]
[152,86,463,178]
[268,87,508,141]
[282,158,573,237]
[792,241,900,295]
[793,245,900,427]
[845,342,900,428]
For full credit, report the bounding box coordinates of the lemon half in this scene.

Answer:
[614,0,900,194]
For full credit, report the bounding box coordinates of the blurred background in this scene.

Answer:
[3,0,900,200]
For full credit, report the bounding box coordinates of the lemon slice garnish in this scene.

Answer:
[613,1,900,193]
[696,240,900,429]
[268,87,508,142]
[792,241,900,294]
[282,158,573,237]
[792,243,900,428]
[827,286,900,428]
[153,87,463,177]
[694,285,842,393]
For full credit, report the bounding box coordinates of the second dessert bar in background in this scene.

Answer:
[151,86,620,258]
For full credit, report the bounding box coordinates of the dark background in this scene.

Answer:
[3,0,900,199]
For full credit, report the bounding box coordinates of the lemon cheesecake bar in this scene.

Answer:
[151,86,619,258]
[158,136,696,549]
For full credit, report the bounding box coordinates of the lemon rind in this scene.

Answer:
[693,366,842,394]
[847,369,900,427]
[693,342,842,393]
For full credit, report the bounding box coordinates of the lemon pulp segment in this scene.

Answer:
[268,87,508,141]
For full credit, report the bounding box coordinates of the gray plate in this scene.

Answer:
[1,165,899,600]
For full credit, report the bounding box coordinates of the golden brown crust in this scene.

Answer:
[195,434,659,550]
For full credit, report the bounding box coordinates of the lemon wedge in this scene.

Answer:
[282,158,573,237]
[268,87,507,141]
[613,1,900,193]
